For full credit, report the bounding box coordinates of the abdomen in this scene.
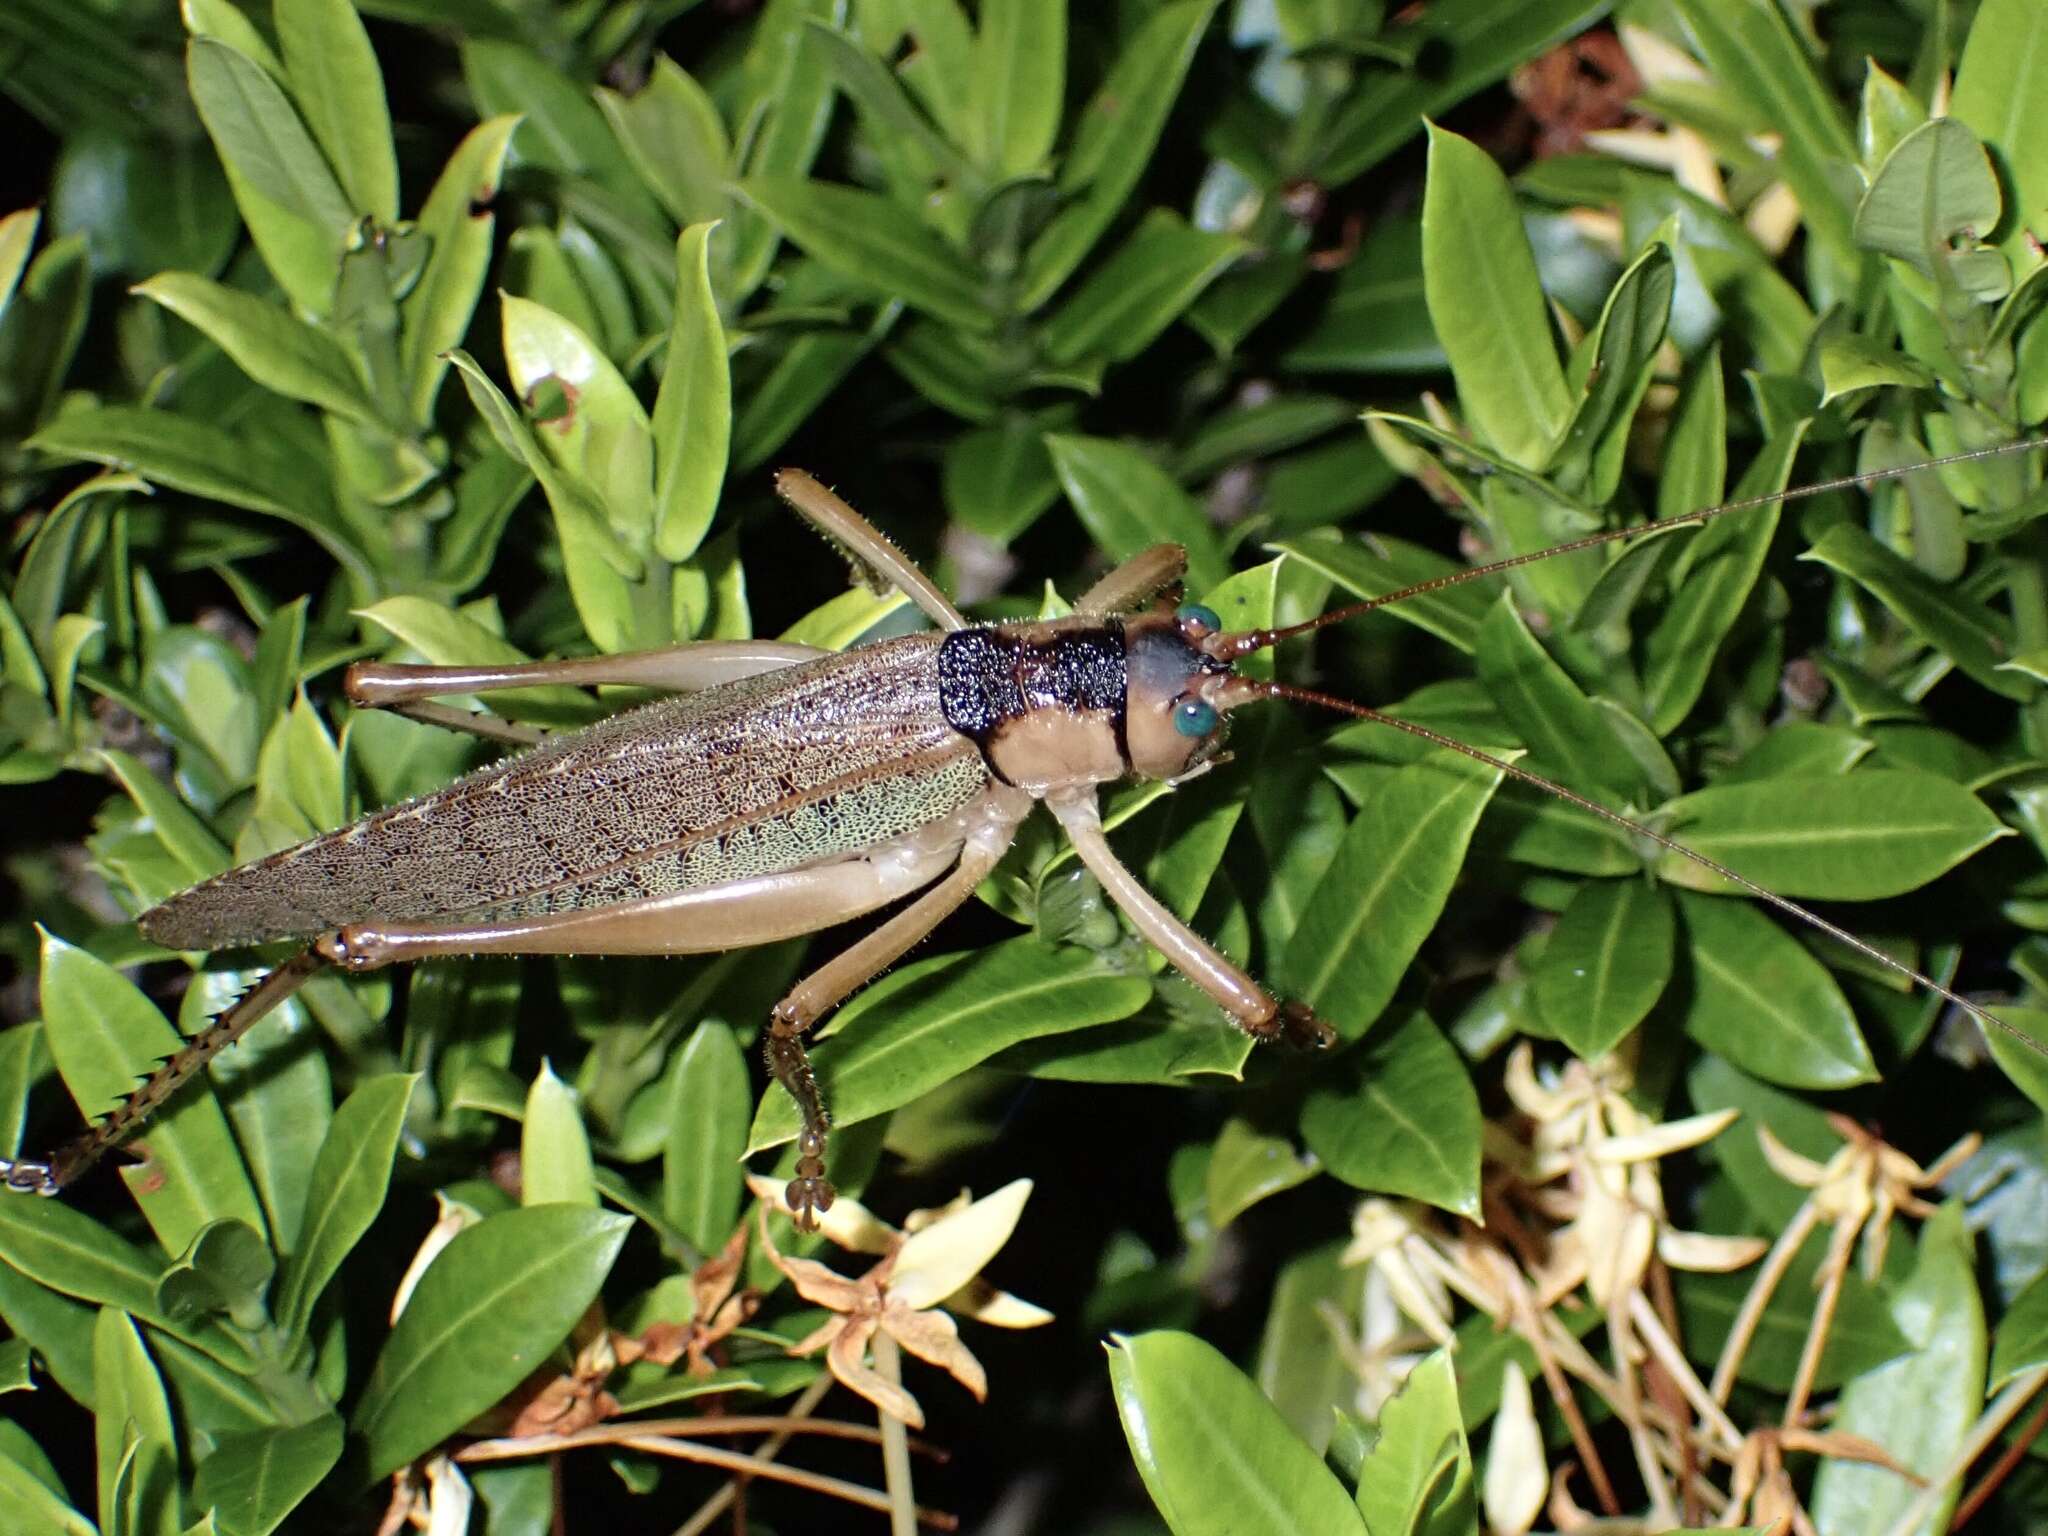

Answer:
[141,635,988,948]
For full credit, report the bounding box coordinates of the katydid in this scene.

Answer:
[4,447,2043,1228]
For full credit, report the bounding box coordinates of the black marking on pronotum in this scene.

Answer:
[938,623,1131,773]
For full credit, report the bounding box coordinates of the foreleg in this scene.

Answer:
[1045,790,1331,1049]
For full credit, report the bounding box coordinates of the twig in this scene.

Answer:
[669,1375,829,1536]
[1954,1378,2048,1530]
[873,1332,918,1536]
[1783,1216,1851,1428]
[1711,1200,1820,1404]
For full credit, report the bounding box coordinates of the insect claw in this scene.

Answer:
[0,1156,59,1196]
[1275,1001,1335,1052]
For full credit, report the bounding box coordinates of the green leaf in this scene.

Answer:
[27,404,367,589]
[351,1205,632,1480]
[1979,1004,2048,1114]
[275,0,399,223]
[1476,594,1640,800]
[93,1307,178,1536]
[1354,1350,1474,1536]
[1854,117,2003,282]
[1533,879,1675,1060]
[134,273,376,422]
[191,1417,343,1536]
[521,1061,596,1208]
[1675,893,1875,1090]
[1419,123,1570,469]
[651,224,730,564]
[1280,747,1506,1040]
[0,1443,93,1536]
[102,749,231,884]
[1989,1263,2048,1390]
[1818,334,1938,401]
[1658,770,2010,900]
[40,930,267,1256]
[0,206,39,325]
[1550,241,1674,500]
[187,37,354,242]
[943,415,1061,544]
[399,114,518,428]
[1320,0,1608,184]
[1804,521,2033,700]
[1668,0,1860,280]
[726,0,840,299]
[746,939,1150,1153]
[1643,429,1802,732]
[1040,209,1243,367]
[1272,532,1492,655]
[1951,0,2048,264]
[448,351,640,653]
[1205,1117,1316,1230]
[273,1075,415,1344]
[802,20,976,196]
[663,1022,750,1255]
[1020,0,1222,310]
[501,294,654,544]
[596,57,730,232]
[739,177,991,332]
[1300,1008,1482,1216]
[975,0,1064,175]
[1108,1330,1366,1536]
[1811,1204,1984,1536]
[1045,433,1227,595]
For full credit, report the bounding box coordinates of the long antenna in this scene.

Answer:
[1219,436,2047,658]
[1260,680,2035,1056]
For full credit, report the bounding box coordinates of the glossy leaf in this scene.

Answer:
[746,939,1150,1153]
[1419,124,1569,469]
[521,1061,596,1208]
[975,0,1063,174]
[1675,893,1875,1090]
[93,1307,177,1536]
[1046,433,1226,594]
[40,931,266,1255]
[1989,1263,2048,1391]
[1950,0,2048,264]
[1476,594,1640,799]
[596,57,729,231]
[0,205,38,323]
[1533,878,1674,1060]
[1354,1350,1474,1536]
[273,1075,415,1344]
[275,0,398,224]
[1280,747,1505,1040]
[1643,430,1800,732]
[1020,0,1221,309]
[351,1205,631,1479]
[1040,210,1243,367]
[1108,1330,1366,1536]
[740,177,991,331]
[187,38,354,242]
[651,224,730,563]
[1658,770,2009,900]
[663,1022,750,1255]
[1855,118,2002,283]
[1300,1007,1482,1216]
[190,1417,342,1536]
[1804,522,2032,700]
[399,114,518,427]
[1811,1204,1984,1536]
[134,273,375,422]
[1205,1118,1316,1230]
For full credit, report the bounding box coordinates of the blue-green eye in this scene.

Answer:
[1174,698,1219,737]
[1177,602,1221,636]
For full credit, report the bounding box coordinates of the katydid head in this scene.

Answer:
[1120,603,1239,779]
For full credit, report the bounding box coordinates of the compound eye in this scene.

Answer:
[1173,697,1219,738]
[1176,602,1221,638]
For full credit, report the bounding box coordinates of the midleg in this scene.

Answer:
[772,470,967,632]
[765,795,1029,1228]
[1076,544,1187,616]
[2,948,329,1194]
[1044,790,1332,1049]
